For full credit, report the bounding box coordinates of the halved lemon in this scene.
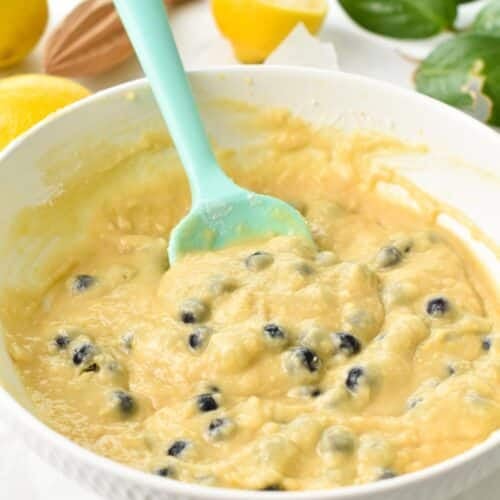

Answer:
[212,0,328,63]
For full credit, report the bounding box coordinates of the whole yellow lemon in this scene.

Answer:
[0,0,48,68]
[212,0,328,63]
[0,74,90,150]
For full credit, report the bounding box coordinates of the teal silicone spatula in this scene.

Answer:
[113,0,313,264]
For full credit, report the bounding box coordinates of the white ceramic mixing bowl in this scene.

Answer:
[0,67,499,500]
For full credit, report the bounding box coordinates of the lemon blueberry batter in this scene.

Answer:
[2,112,500,491]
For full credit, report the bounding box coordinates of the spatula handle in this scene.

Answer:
[114,0,235,204]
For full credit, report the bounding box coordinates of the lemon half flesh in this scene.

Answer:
[212,0,328,63]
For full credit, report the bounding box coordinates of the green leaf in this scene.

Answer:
[415,34,500,125]
[338,0,458,39]
[472,0,500,37]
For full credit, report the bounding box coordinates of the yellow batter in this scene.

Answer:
[2,111,500,491]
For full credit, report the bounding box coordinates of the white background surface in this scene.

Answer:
[0,0,498,498]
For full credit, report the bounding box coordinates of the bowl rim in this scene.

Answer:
[0,65,499,498]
